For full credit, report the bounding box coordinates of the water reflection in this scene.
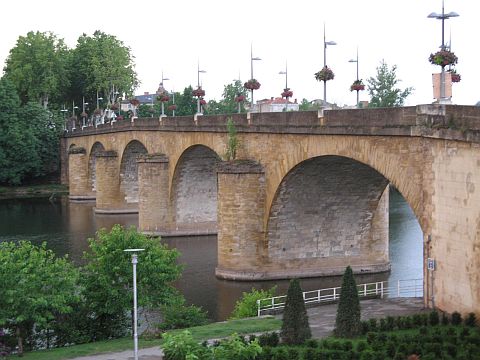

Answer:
[0,188,422,321]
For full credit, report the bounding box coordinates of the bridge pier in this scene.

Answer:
[138,154,172,234]
[68,147,95,201]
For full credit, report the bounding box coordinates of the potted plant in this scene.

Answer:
[314,66,335,82]
[192,87,206,97]
[116,115,124,121]
[129,98,140,107]
[168,104,177,111]
[80,111,88,118]
[449,70,461,83]
[244,79,261,90]
[281,88,293,98]
[199,98,207,105]
[235,94,245,103]
[429,50,458,67]
[350,80,365,91]
[157,94,170,102]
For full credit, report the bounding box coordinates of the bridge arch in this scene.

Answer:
[171,144,221,233]
[119,140,148,204]
[88,142,105,194]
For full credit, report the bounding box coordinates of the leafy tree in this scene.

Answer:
[205,80,249,115]
[281,279,311,345]
[80,225,182,340]
[0,241,79,355]
[334,266,361,338]
[367,60,413,108]
[69,31,138,109]
[171,86,197,116]
[3,31,70,108]
[230,286,277,319]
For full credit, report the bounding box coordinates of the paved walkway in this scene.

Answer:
[68,297,427,360]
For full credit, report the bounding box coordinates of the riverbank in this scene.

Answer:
[0,184,68,199]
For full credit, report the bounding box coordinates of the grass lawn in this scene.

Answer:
[0,184,68,198]
[15,316,281,360]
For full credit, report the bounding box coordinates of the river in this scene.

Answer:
[0,188,422,321]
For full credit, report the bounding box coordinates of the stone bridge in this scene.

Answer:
[62,104,480,316]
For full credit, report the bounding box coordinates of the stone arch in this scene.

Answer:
[119,140,148,204]
[265,155,399,275]
[171,145,221,231]
[88,142,105,194]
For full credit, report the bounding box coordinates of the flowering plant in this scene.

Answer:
[199,99,207,105]
[110,104,118,111]
[157,94,170,102]
[129,99,140,107]
[94,108,102,115]
[281,88,293,98]
[429,50,458,66]
[192,87,206,97]
[117,115,124,121]
[244,79,261,90]
[350,79,365,91]
[314,66,335,82]
[168,104,177,111]
[235,95,245,103]
[449,70,461,83]
[80,111,88,118]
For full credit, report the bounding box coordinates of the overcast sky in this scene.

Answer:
[1,0,477,106]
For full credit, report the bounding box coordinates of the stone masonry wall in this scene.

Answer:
[119,140,148,204]
[88,142,105,195]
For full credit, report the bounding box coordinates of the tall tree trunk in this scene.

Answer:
[16,326,24,356]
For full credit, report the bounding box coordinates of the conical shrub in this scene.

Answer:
[334,266,361,337]
[280,278,311,345]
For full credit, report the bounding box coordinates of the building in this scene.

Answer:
[254,97,299,113]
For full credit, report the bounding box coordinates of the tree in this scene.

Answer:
[367,60,413,108]
[3,31,70,108]
[69,31,138,109]
[0,241,79,355]
[81,225,182,340]
[280,278,311,345]
[225,117,239,160]
[334,266,361,338]
[171,86,197,116]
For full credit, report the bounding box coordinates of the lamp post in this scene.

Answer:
[279,61,288,111]
[250,44,261,111]
[197,62,206,114]
[96,90,103,110]
[323,23,336,106]
[428,0,459,103]
[349,48,360,108]
[172,90,176,117]
[82,96,89,127]
[124,248,145,360]
[161,71,170,116]
[61,105,68,131]
[72,101,78,130]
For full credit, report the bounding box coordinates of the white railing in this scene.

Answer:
[257,278,423,317]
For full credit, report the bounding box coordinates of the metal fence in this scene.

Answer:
[257,278,423,317]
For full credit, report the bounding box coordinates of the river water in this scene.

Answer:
[0,188,422,321]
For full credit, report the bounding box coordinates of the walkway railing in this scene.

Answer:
[257,278,423,317]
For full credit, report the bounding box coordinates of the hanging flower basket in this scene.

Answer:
[244,79,261,90]
[168,104,177,111]
[117,115,124,121]
[129,99,140,107]
[192,87,206,97]
[314,66,335,82]
[449,70,461,83]
[199,99,207,105]
[94,108,102,116]
[157,94,170,102]
[350,80,365,91]
[281,88,293,98]
[80,111,88,118]
[429,50,458,66]
[235,95,245,103]
[110,104,118,111]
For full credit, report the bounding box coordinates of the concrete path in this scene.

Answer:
[68,297,426,360]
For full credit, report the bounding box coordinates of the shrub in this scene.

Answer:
[302,347,316,360]
[412,314,422,327]
[158,302,209,330]
[379,318,387,332]
[366,332,377,344]
[361,321,370,334]
[386,316,395,331]
[464,312,477,327]
[429,310,439,326]
[258,332,279,347]
[356,340,368,352]
[368,318,378,331]
[451,311,462,325]
[334,266,361,338]
[162,330,207,360]
[304,338,318,348]
[441,313,449,326]
[213,334,262,360]
[280,279,311,345]
[385,341,396,357]
[230,286,277,319]
[419,326,429,335]
[270,347,289,360]
[287,347,300,359]
[443,343,457,357]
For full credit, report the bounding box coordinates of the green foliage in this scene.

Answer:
[81,225,182,340]
[280,279,311,345]
[0,241,79,355]
[162,330,207,360]
[367,60,413,108]
[257,332,279,347]
[451,311,462,325]
[170,86,197,116]
[230,286,276,319]
[205,80,249,115]
[464,312,477,327]
[212,333,262,360]
[3,31,70,107]
[429,310,439,326]
[158,301,209,331]
[334,266,361,338]
[225,117,238,160]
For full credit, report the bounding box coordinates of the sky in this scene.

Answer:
[0,0,478,107]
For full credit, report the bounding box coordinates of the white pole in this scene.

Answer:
[132,253,139,360]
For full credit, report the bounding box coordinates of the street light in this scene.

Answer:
[61,105,68,132]
[279,61,288,111]
[82,96,89,127]
[124,248,145,360]
[71,101,79,130]
[250,44,261,110]
[197,62,206,114]
[161,71,170,117]
[348,48,360,107]
[96,90,103,109]
[428,0,459,103]
[323,23,337,106]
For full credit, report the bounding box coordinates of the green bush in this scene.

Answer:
[158,302,209,331]
[162,330,207,360]
[213,333,262,360]
[356,340,368,352]
[302,347,316,360]
[368,318,378,331]
[230,286,277,319]
[464,312,477,327]
[280,279,311,345]
[451,311,462,325]
[441,312,449,325]
[386,316,395,331]
[270,347,289,360]
[429,310,439,326]
[366,332,377,344]
[258,332,279,347]
[334,266,361,338]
